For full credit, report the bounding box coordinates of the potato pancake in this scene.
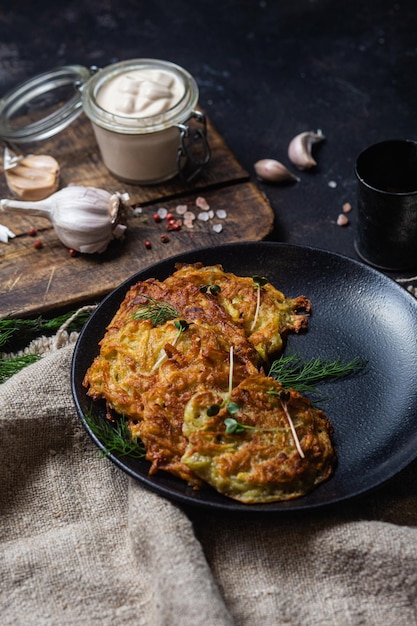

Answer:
[84,275,259,421]
[165,263,311,361]
[181,374,336,503]
[130,321,258,485]
[83,263,336,502]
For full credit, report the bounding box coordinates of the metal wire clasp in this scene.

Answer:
[176,110,211,183]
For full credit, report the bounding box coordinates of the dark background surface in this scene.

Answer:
[0,0,416,275]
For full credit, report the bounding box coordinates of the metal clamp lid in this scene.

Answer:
[0,65,96,144]
[176,110,211,182]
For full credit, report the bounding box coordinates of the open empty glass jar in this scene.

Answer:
[0,59,210,185]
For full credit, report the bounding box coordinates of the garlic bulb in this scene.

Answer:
[288,129,325,170]
[254,159,299,183]
[0,185,130,253]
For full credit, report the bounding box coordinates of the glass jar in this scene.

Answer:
[0,59,210,185]
[0,65,93,143]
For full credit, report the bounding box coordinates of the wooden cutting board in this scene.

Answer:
[0,113,274,318]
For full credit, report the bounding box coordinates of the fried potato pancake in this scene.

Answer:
[84,275,260,482]
[181,374,336,503]
[83,263,336,502]
[131,319,258,485]
[165,263,311,361]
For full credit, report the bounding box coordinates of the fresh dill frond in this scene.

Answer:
[268,354,366,394]
[0,309,92,352]
[84,408,145,459]
[132,296,179,326]
[0,354,41,384]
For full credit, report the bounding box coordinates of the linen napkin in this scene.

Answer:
[1,344,417,625]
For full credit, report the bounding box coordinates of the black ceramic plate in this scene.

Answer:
[71,242,417,512]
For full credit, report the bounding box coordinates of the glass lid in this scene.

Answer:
[0,65,95,144]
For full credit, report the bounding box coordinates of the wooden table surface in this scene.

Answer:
[0,114,273,318]
[0,0,416,319]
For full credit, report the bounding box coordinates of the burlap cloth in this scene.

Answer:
[1,343,417,625]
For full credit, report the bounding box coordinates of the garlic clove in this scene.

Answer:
[0,185,130,254]
[0,223,16,243]
[4,152,60,201]
[254,159,300,184]
[288,129,325,170]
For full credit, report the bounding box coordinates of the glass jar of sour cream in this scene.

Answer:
[0,59,210,185]
[81,59,209,184]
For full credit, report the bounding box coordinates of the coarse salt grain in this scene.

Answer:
[343,202,352,213]
[197,211,210,222]
[216,209,227,219]
[184,211,195,221]
[176,204,188,215]
[195,196,210,210]
[328,180,337,188]
[213,223,223,233]
[157,207,168,219]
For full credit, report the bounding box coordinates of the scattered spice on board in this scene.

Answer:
[138,195,226,248]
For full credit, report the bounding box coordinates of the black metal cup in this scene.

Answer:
[355,139,417,271]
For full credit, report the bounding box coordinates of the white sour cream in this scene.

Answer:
[81,59,200,184]
[96,68,185,118]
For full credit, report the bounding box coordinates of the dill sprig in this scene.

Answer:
[0,354,41,384]
[132,296,179,326]
[268,354,366,394]
[0,309,92,352]
[0,308,94,384]
[84,408,145,459]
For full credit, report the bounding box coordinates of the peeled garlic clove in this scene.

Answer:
[4,153,60,201]
[288,129,325,170]
[0,185,129,254]
[254,159,300,184]
[0,223,16,243]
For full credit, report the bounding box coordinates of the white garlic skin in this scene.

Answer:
[50,187,122,253]
[288,129,325,170]
[0,185,128,254]
[254,159,299,183]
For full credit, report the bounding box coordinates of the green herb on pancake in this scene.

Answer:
[133,296,179,326]
[199,283,221,296]
[250,276,269,331]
